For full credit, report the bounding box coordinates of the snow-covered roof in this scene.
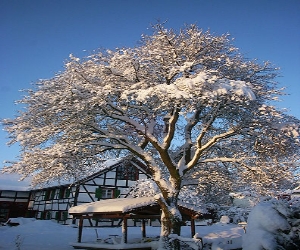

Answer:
[25,158,124,190]
[69,197,209,219]
[32,157,149,190]
[73,158,124,184]
[69,197,156,214]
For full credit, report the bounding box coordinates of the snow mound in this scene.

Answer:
[243,199,298,250]
[4,217,36,226]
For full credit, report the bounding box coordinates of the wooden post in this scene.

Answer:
[122,217,128,244]
[78,217,83,243]
[141,219,146,238]
[191,217,195,238]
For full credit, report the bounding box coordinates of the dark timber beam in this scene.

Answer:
[191,217,196,237]
[141,219,146,238]
[122,217,128,244]
[78,217,83,243]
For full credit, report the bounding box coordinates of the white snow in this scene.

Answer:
[0,219,76,250]
[242,199,293,250]
[69,196,207,217]
[120,70,256,106]
[220,216,230,224]
[69,197,156,214]
[0,218,245,250]
[271,122,299,138]
[4,199,297,249]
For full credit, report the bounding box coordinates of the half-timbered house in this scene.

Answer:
[27,157,151,225]
[0,189,32,222]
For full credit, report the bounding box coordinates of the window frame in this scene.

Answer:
[116,165,139,181]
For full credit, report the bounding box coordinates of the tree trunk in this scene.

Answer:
[157,202,182,250]
[170,219,182,250]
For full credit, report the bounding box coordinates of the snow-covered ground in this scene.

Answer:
[0,218,244,250]
[2,199,299,249]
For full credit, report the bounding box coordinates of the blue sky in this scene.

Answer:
[0,0,299,189]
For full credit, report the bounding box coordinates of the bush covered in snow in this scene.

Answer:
[218,206,251,224]
[243,199,300,250]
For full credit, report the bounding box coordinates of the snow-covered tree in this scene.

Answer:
[2,24,300,248]
[243,199,300,250]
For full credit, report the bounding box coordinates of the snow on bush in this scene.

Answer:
[243,199,300,250]
[218,206,250,224]
[219,215,230,224]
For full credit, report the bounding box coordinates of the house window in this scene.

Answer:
[40,211,50,220]
[116,165,138,181]
[102,189,113,199]
[55,211,68,221]
[95,188,120,199]
[59,188,71,199]
[30,192,36,200]
[44,190,50,200]
[44,189,56,200]
[0,208,9,222]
